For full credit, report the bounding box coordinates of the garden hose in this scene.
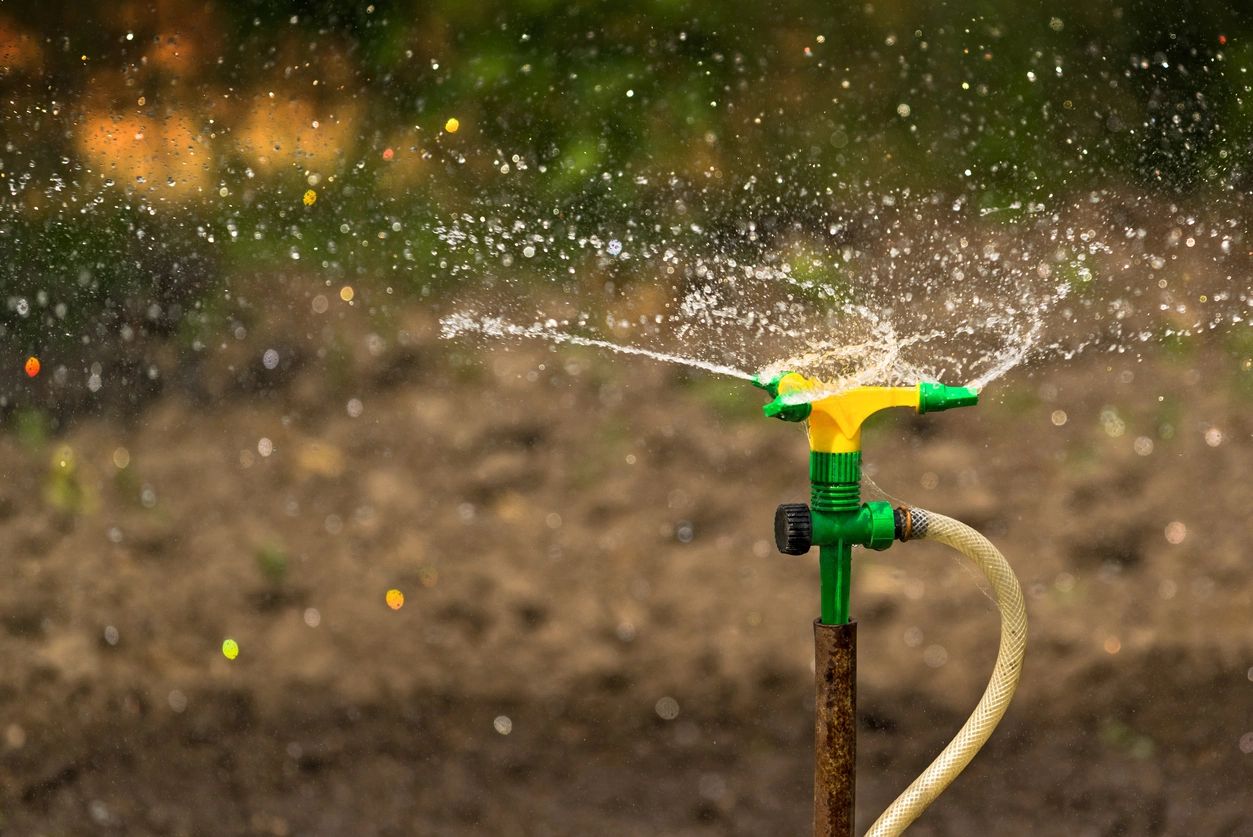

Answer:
[866,509,1028,837]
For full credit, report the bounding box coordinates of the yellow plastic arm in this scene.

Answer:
[775,373,921,453]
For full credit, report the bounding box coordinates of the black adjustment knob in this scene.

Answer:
[774,503,813,555]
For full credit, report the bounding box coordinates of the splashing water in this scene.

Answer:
[420,11,1248,398]
[432,189,1220,394]
[440,313,754,381]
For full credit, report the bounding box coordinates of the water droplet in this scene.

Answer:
[1164,521,1187,545]
[923,644,949,667]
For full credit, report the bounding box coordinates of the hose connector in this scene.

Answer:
[893,506,931,542]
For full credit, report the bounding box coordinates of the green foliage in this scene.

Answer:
[682,376,754,423]
[0,210,217,360]
[1223,328,1253,400]
[255,544,290,586]
[12,409,48,451]
[44,445,92,516]
[988,382,1038,417]
[1100,718,1156,759]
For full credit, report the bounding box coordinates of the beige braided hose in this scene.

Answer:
[865,510,1028,836]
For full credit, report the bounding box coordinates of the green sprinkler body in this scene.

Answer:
[753,372,978,624]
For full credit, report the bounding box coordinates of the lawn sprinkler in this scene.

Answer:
[753,372,1027,837]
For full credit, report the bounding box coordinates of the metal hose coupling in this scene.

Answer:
[892,507,930,542]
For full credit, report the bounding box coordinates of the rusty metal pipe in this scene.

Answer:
[813,618,856,837]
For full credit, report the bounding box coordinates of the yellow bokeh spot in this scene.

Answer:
[222,638,239,660]
[302,189,317,206]
[77,111,212,199]
[339,285,354,302]
[444,117,460,133]
[52,444,76,472]
[386,589,405,610]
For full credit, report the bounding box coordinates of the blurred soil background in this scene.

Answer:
[0,1,1250,835]
[0,283,1249,835]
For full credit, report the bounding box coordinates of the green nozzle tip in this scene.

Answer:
[918,382,980,414]
[752,371,787,397]
[754,371,811,421]
[763,396,812,422]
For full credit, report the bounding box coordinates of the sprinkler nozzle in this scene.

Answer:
[751,372,781,397]
[918,382,979,413]
[763,397,813,422]
[755,370,813,422]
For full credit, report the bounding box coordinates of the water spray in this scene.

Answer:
[753,372,1028,836]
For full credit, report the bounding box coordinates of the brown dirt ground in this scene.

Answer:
[0,285,1250,836]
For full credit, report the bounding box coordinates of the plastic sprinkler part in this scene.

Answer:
[774,503,813,555]
[752,372,813,422]
[918,381,979,413]
[755,371,978,625]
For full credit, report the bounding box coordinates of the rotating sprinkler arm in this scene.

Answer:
[754,371,1025,837]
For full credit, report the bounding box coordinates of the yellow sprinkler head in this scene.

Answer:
[753,372,978,453]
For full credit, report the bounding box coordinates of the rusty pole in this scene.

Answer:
[813,618,856,837]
